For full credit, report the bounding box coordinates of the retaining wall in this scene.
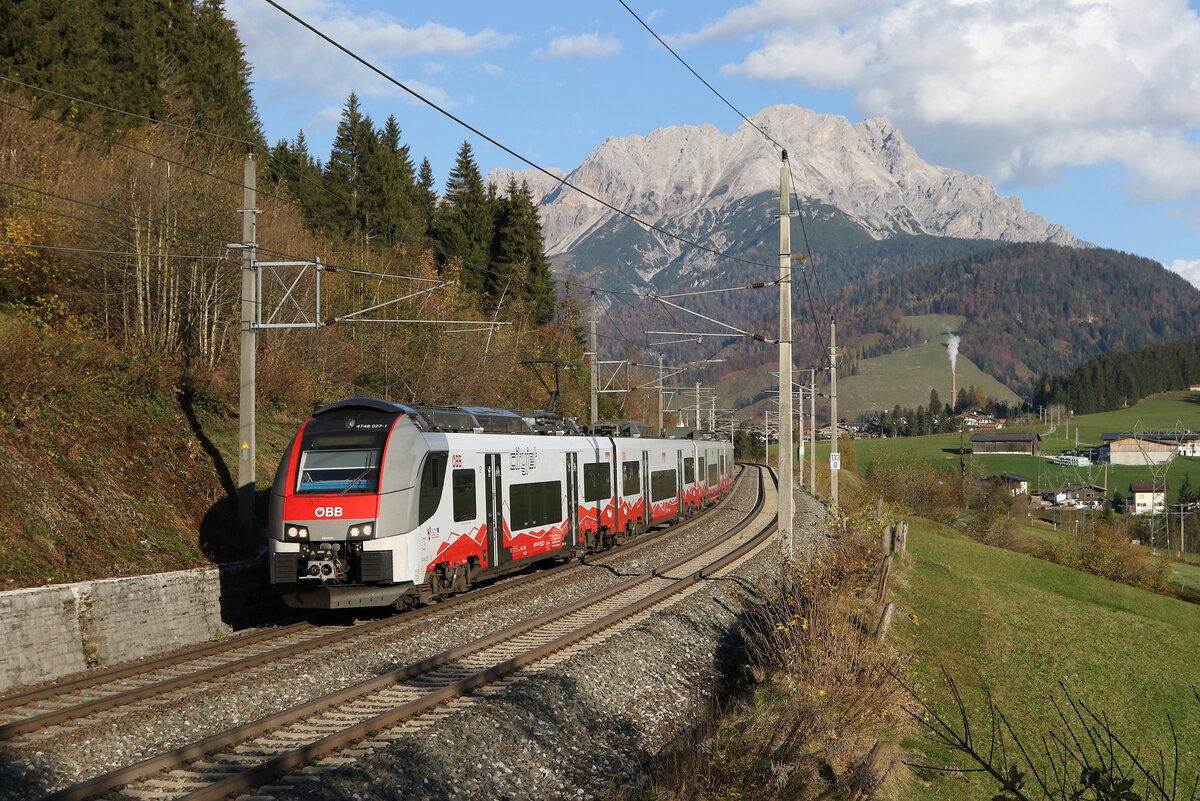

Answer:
[0,559,288,694]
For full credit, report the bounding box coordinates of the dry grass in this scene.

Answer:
[621,509,909,800]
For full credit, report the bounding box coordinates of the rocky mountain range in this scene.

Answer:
[488,105,1083,296]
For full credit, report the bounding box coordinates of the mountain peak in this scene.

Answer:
[485,104,1084,291]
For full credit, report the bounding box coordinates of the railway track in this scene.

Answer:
[0,468,748,746]
[30,464,776,801]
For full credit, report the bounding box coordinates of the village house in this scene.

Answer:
[963,412,1004,430]
[983,472,1031,496]
[1127,481,1168,515]
[971,431,1041,455]
[1040,483,1106,509]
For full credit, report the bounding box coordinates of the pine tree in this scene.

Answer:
[433,142,492,294]
[415,158,438,236]
[491,178,555,324]
[361,114,418,247]
[324,92,376,238]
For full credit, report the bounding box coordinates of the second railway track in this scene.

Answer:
[1,465,776,801]
[0,468,750,745]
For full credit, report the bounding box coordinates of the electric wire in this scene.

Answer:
[260,0,774,271]
[0,75,259,148]
[0,241,228,259]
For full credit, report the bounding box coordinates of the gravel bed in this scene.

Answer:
[0,474,769,800]
[240,487,829,801]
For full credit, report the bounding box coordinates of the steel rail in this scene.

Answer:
[38,465,772,801]
[3,467,746,741]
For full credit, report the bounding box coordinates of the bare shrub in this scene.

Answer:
[626,513,905,800]
[1036,521,1169,592]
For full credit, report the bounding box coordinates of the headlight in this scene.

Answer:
[285,525,309,540]
[347,521,376,539]
[349,525,362,537]
[363,523,373,536]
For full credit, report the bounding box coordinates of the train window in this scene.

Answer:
[418,452,449,524]
[509,480,562,530]
[296,448,381,494]
[621,461,640,495]
[650,469,677,502]
[583,463,611,502]
[720,453,726,475]
[708,462,719,486]
[452,469,476,522]
[683,457,695,484]
[698,457,706,483]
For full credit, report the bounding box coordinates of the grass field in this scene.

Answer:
[835,340,1019,420]
[892,519,1200,800]
[834,392,1200,495]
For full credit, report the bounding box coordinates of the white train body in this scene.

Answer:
[268,398,734,609]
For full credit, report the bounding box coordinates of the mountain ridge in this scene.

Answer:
[487,104,1084,296]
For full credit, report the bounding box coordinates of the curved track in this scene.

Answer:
[33,465,776,801]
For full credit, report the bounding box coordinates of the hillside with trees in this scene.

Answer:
[1032,338,1200,414]
[656,242,1200,398]
[0,3,580,589]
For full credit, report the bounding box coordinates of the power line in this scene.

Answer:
[0,75,258,148]
[0,96,305,213]
[260,0,774,271]
[615,0,831,361]
[0,241,228,259]
[615,0,786,154]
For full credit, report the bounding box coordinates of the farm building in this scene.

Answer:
[971,431,1041,455]
[1102,433,1179,465]
[1128,481,1168,515]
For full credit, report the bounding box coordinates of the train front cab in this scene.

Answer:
[268,399,431,609]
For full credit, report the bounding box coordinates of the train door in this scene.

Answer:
[676,450,684,512]
[485,453,509,567]
[641,451,651,526]
[566,451,579,548]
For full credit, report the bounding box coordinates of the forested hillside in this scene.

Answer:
[669,242,1200,394]
[1032,338,1200,414]
[0,2,583,589]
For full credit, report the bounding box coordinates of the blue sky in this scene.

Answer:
[226,0,1200,286]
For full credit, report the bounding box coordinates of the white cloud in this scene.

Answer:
[695,0,1200,203]
[1167,258,1200,288]
[537,33,624,59]
[226,0,513,102]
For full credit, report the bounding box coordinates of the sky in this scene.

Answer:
[226,0,1200,287]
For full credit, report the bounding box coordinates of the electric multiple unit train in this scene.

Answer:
[268,397,735,610]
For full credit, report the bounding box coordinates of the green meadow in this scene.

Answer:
[893,519,1200,800]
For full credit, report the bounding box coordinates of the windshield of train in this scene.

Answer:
[295,416,396,495]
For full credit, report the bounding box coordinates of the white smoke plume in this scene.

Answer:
[946,331,960,375]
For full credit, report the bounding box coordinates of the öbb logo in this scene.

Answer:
[313,506,344,518]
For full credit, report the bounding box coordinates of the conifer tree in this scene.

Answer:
[434,142,492,294]
[324,92,375,238]
[491,178,555,324]
[362,114,418,247]
[415,158,438,236]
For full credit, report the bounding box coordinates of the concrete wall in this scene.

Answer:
[0,559,289,694]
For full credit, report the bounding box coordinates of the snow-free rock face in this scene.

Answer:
[485,105,1080,294]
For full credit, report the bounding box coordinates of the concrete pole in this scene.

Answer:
[830,316,839,509]
[778,151,795,559]
[237,155,258,532]
[810,368,817,493]
[797,381,805,489]
[589,291,599,425]
[657,352,664,432]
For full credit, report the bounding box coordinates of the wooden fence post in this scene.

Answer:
[875,601,896,640]
[875,554,892,604]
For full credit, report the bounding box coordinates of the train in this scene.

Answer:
[268,397,735,610]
